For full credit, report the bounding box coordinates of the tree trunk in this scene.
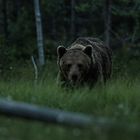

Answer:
[13,0,21,19]
[104,0,112,47]
[34,0,45,68]
[2,0,8,40]
[52,16,56,39]
[70,0,75,40]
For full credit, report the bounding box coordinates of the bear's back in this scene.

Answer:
[69,37,111,60]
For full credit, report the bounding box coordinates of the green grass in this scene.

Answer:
[0,59,140,140]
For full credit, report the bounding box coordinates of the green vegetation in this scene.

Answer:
[0,56,140,140]
[0,0,140,139]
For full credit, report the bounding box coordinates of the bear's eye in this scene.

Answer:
[66,64,72,69]
[77,63,83,69]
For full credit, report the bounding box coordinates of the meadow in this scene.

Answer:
[0,54,140,140]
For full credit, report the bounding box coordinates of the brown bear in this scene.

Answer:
[57,37,112,87]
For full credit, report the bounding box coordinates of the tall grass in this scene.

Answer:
[0,58,140,140]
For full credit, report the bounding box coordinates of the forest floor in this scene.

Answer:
[0,56,140,140]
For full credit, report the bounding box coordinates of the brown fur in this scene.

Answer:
[57,37,112,87]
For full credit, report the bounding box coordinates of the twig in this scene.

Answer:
[0,99,93,128]
[31,56,38,84]
[0,99,140,135]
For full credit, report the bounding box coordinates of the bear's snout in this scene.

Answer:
[71,74,78,82]
[68,65,80,84]
[69,73,80,84]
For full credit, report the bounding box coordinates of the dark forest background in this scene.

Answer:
[0,0,140,74]
[0,1,140,139]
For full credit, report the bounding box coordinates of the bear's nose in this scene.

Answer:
[72,74,78,81]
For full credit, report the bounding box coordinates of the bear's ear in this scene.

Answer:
[83,45,92,57]
[57,46,67,59]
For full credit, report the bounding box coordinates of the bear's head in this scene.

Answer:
[57,45,93,86]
